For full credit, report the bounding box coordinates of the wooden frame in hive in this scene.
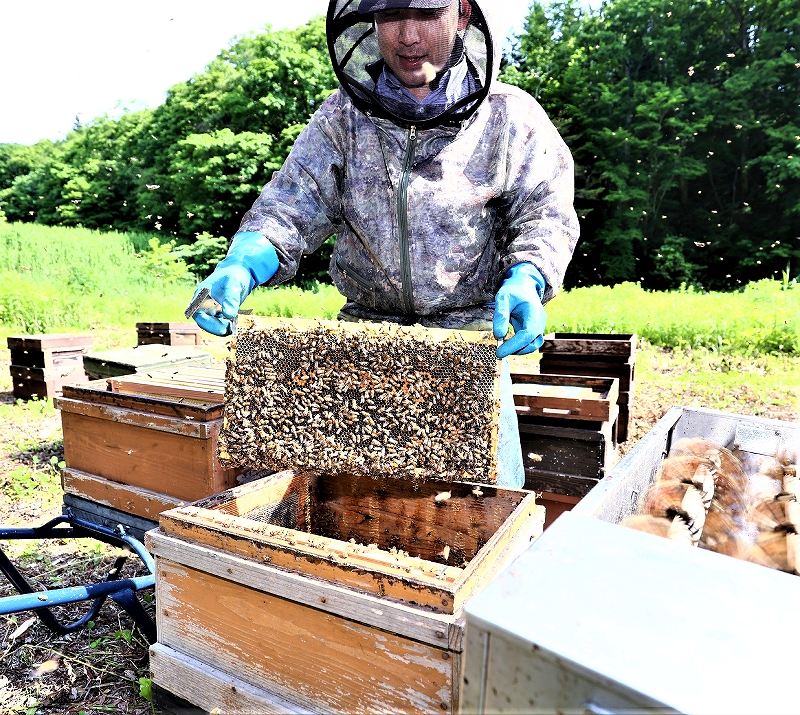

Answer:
[219,317,503,484]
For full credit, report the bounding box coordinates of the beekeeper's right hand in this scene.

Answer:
[191,231,279,337]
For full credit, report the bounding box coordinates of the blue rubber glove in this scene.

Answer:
[493,262,547,359]
[191,231,280,337]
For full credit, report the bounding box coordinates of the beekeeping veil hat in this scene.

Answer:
[327,0,496,127]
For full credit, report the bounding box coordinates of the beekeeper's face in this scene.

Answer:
[375,1,471,99]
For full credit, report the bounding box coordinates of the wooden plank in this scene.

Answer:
[60,411,235,501]
[11,364,86,382]
[541,332,637,358]
[107,377,224,402]
[539,357,636,392]
[137,322,201,334]
[311,473,525,565]
[157,508,461,612]
[59,381,223,420]
[62,467,188,520]
[155,560,456,714]
[10,348,86,370]
[145,530,461,648]
[514,380,619,422]
[83,345,212,379]
[57,397,217,438]
[150,643,305,714]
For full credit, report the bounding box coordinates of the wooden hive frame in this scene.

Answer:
[220,317,503,485]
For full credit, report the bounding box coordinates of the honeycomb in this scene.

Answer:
[219,317,501,484]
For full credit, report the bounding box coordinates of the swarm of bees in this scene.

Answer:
[219,318,502,484]
[622,436,799,575]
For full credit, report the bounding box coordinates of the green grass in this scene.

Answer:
[546,280,799,356]
[1,222,797,356]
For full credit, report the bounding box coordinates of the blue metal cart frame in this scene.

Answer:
[0,510,156,643]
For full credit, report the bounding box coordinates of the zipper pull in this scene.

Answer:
[409,125,416,142]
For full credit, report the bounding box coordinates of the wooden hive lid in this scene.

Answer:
[7,333,94,351]
[541,332,638,357]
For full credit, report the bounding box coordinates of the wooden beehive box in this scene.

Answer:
[510,370,619,521]
[7,333,92,400]
[82,344,212,380]
[55,367,239,529]
[146,471,544,714]
[539,332,637,443]
[136,322,202,346]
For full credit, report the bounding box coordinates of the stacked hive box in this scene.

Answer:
[511,368,620,528]
[136,322,202,346]
[7,333,92,401]
[539,333,637,443]
[147,473,544,714]
[55,367,239,540]
[462,408,800,713]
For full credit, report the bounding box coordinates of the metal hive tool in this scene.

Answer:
[219,317,502,484]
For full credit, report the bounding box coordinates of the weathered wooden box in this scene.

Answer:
[511,369,619,515]
[463,408,800,713]
[55,373,239,527]
[147,471,544,714]
[136,322,203,346]
[7,333,92,400]
[539,332,637,443]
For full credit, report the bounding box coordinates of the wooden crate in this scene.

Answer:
[539,333,637,444]
[137,322,202,347]
[146,471,544,714]
[512,373,619,423]
[518,417,616,497]
[7,333,92,400]
[82,344,212,380]
[55,375,239,523]
[510,370,619,500]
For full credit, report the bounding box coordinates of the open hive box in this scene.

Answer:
[146,318,545,714]
[463,407,800,713]
[147,472,542,714]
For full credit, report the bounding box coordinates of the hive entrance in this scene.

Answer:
[220,318,502,484]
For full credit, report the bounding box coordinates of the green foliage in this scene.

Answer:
[173,231,229,277]
[138,677,153,703]
[547,279,800,355]
[503,0,800,290]
[0,222,193,332]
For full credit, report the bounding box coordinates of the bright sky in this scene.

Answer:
[0,0,539,146]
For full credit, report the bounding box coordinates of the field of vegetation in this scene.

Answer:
[0,222,798,713]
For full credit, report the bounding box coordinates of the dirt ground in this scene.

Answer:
[0,341,797,714]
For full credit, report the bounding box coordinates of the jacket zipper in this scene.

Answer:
[397,125,417,315]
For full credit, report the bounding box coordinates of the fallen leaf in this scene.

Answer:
[31,656,61,678]
[9,617,36,641]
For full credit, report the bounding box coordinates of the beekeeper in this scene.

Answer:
[191,0,580,487]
